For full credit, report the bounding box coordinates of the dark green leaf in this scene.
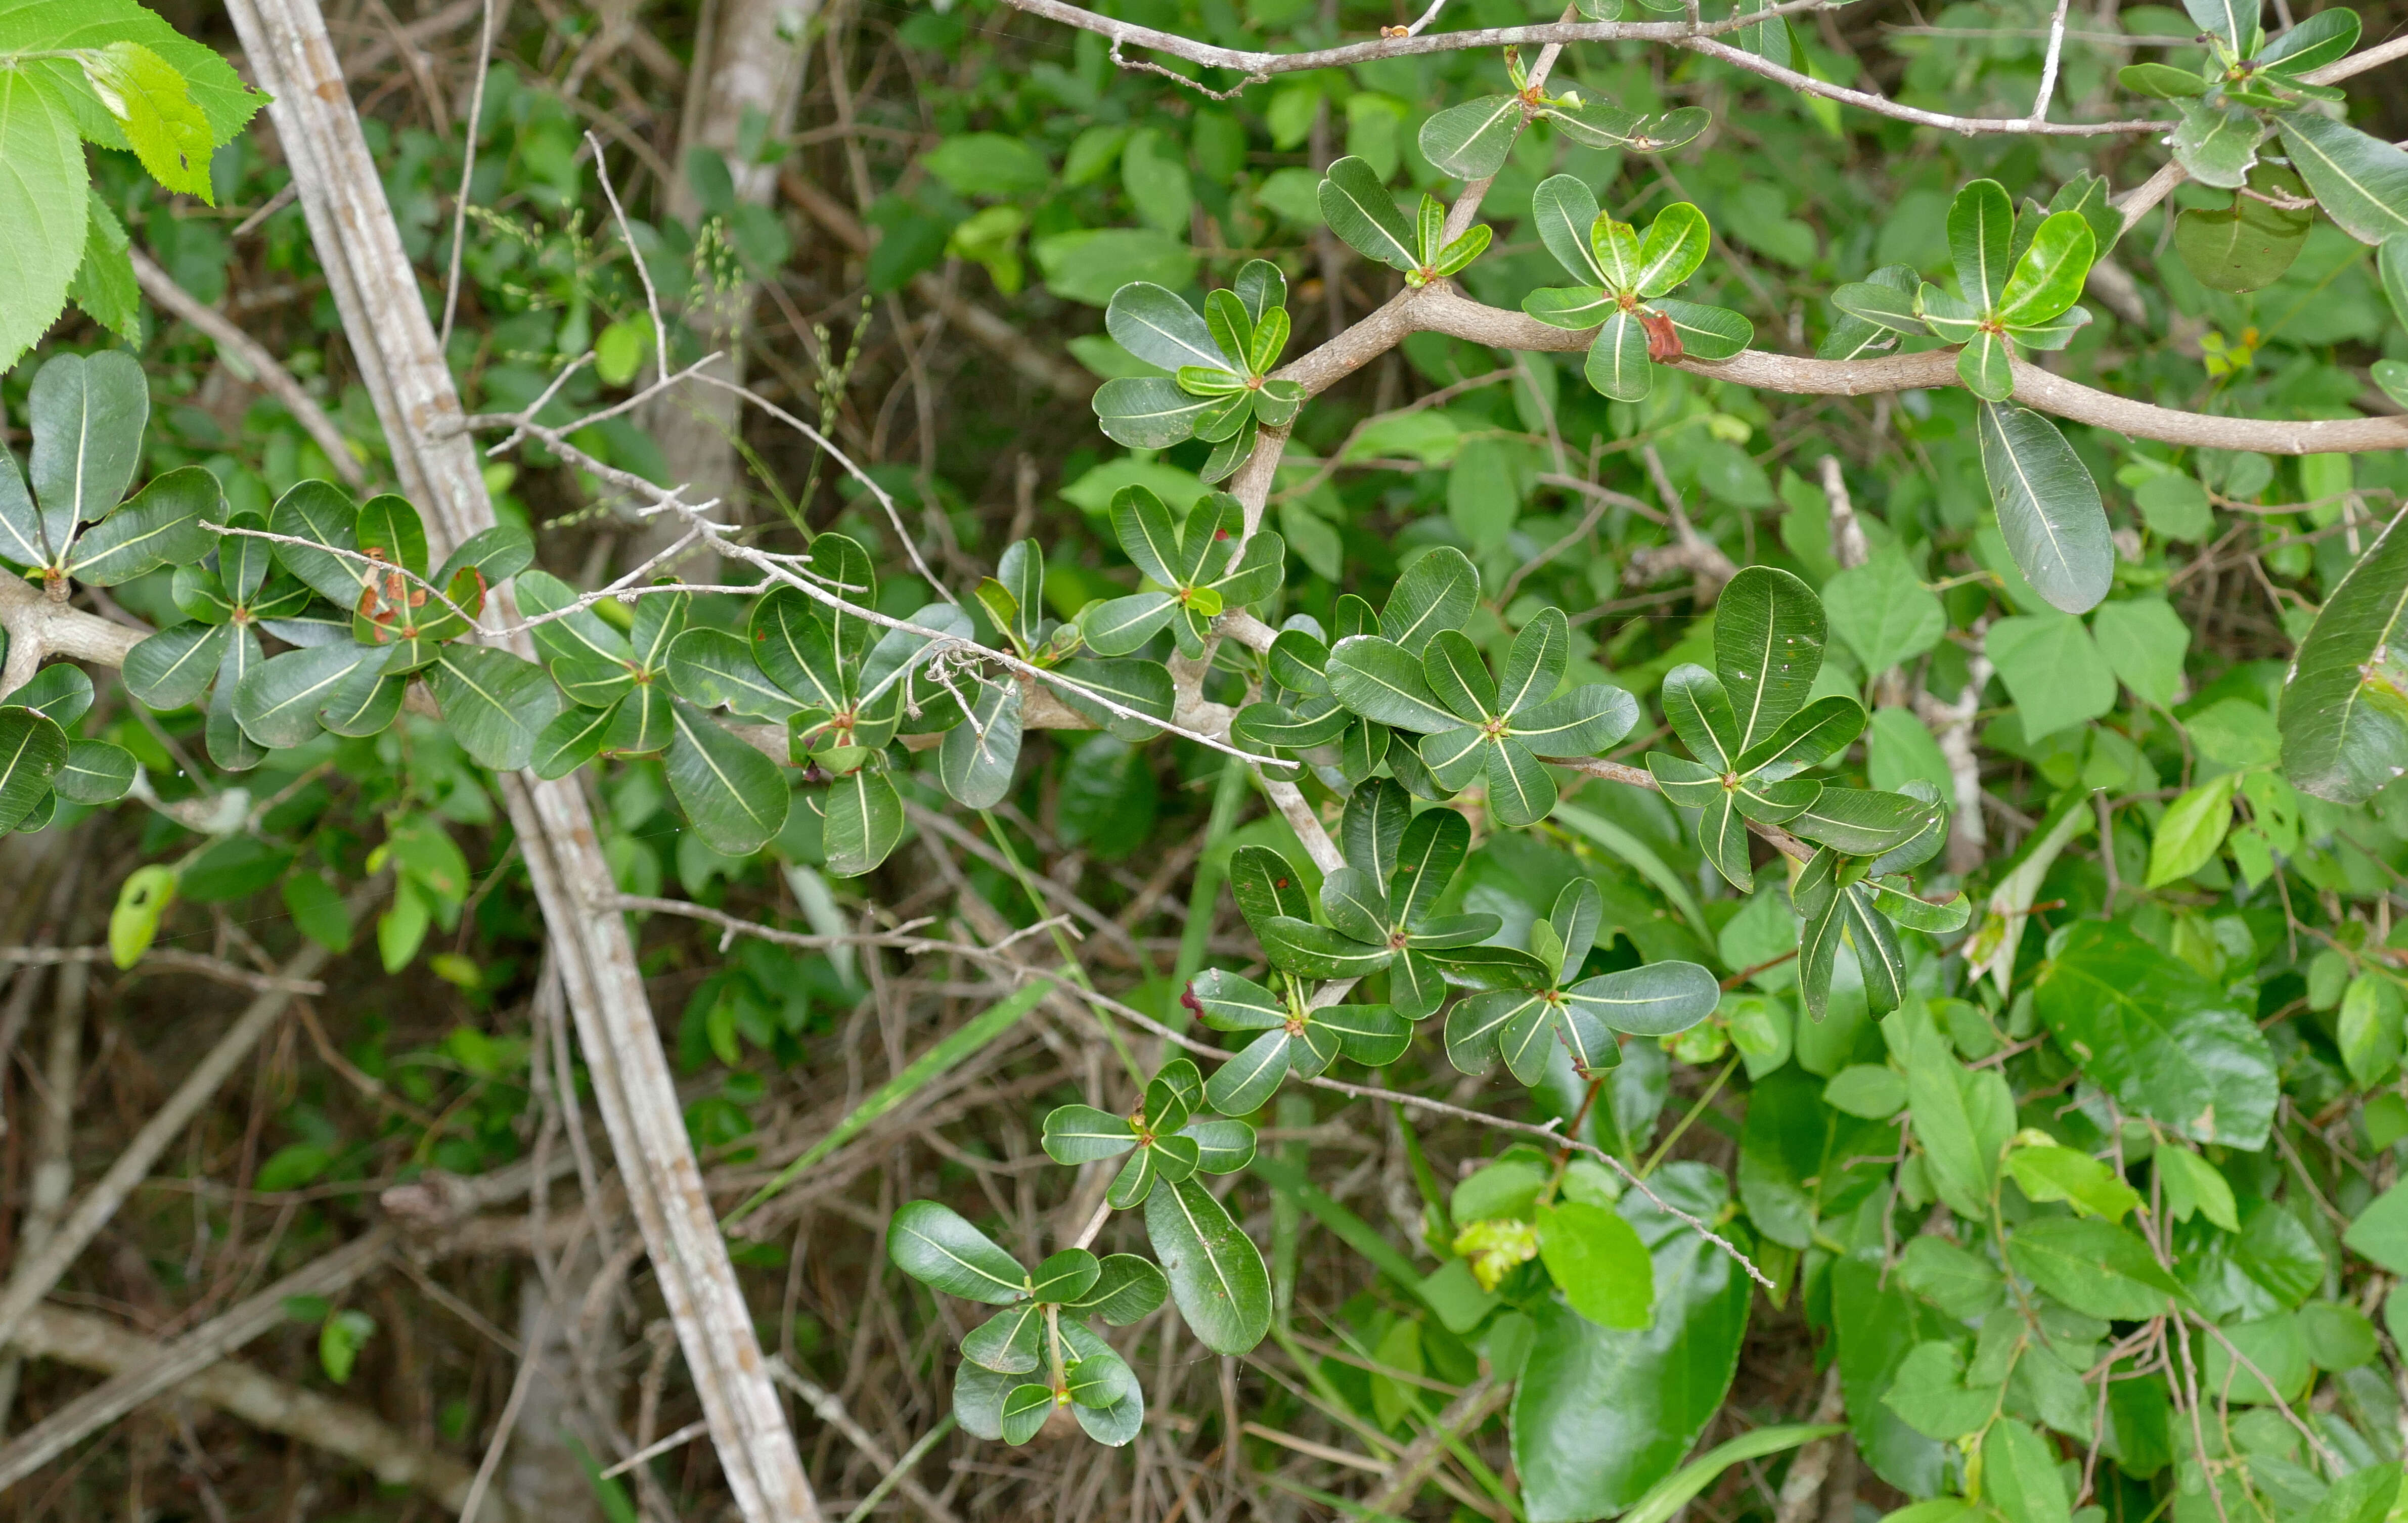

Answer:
[1977,401,2113,615]
[2279,503,2408,802]
[1143,1177,1272,1355]
[63,464,219,585]
[1419,94,1525,181]
[1317,156,1416,271]
[887,1199,1028,1304]
[28,349,147,557]
[0,705,68,832]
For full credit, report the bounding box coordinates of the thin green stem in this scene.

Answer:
[1639,1053,1738,1179]
[978,808,1147,1088]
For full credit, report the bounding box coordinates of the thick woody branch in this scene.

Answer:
[0,578,144,698]
[1280,284,2408,456]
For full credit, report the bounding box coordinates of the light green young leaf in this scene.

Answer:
[0,71,90,375]
[80,41,213,199]
[2144,774,2237,887]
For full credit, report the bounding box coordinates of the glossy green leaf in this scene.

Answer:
[1143,1177,1271,1355]
[888,1199,1028,1304]
[1531,173,1608,284]
[1648,298,1752,361]
[1419,94,1524,181]
[666,627,804,721]
[426,645,563,773]
[1512,1165,1751,1523]
[0,705,67,832]
[63,463,218,585]
[0,72,88,376]
[1538,1199,1654,1328]
[233,641,380,749]
[821,767,904,877]
[28,348,147,556]
[1316,155,1416,271]
[2172,101,2261,191]
[937,679,1022,809]
[1092,376,1214,447]
[2279,503,2408,802]
[1715,566,1825,751]
[1585,307,1653,401]
[1633,202,1709,297]
[1378,546,1479,652]
[1947,178,2015,309]
[1987,611,2117,740]
[1327,634,1460,732]
[1977,401,2113,615]
[2034,920,2278,1147]
[122,619,227,710]
[1996,210,2094,328]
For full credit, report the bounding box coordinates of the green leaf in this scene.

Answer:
[2089,597,2190,707]
[2273,113,2408,245]
[2119,61,2210,98]
[1380,547,1480,653]
[318,1308,376,1385]
[1143,1177,1271,1355]
[66,191,138,341]
[0,70,88,374]
[1418,94,1524,181]
[1955,327,2015,402]
[1531,173,1607,284]
[1830,278,1926,337]
[10,660,90,724]
[266,478,368,607]
[1823,1064,1907,1118]
[0,705,68,832]
[1538,1199,1654,1328]
[1584,307,1654,401]
[666,702,789,856]
[425,646,563,772]
[1823,549,1943,677]
[64,463,219,585]
[1996,210,2094,328]
[107,863,174,967]
[2176,165,2313,292]
[2173,101,2263,191]
[1092,376,1212,448]
[2144,774,2237,887]
[665,627,803,721]
[1512,1165,1751,1523]
[1565,962,1720,1036]
[122,619,227,710]
[1904,1024,2015,1220]
[1947,178,2015,309]
[2005,1218,2189,1319]
[1977,402,2112,615]
[2262,7,2360,70]
[1063,1255,1169,1325]
[821,767,904,877]
[1104,282,1228,375]
[2034,920,2278,1147]
[1633,202,1710,297]
[1327,634,1461,732]
[2156,1145,2239,1231]
[1316,155,1415,272]
[82,41,213,199]
[52,736,132,803]
[887,1199,1028,1304]
[1983,1419,2071,1523]
[1623,1428,1845,1523]
[2006,1143,2143,1221]
[233,641,380,748]
[2279,503,2408,802]
[1986,611,2117,742]
[1715,566,1825,750]
[30,348,147,559]
[937,679,1022,809]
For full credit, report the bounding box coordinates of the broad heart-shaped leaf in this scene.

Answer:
[1327,635,1460,732]
[1093,376,1214,447]
[2173,101,2263,192]
[1648,299,1752,361]
[666,701,790,856]
[1716,566,1824,752]
[1567,961,1720,1036]
[123,620,229,710]
[1532,173,1608,284]
[2035,920,2278,1148]
[2279,112,2408,244]
[2281,503,2408,802]
[426,646,563,772]
[2183,0,2256,53]
[0,70,88,376]
[1585,308,1654,401]
[1633,203,1710,298]
[63,463,219,585]
[0,706,68,833]
[937,678,1022,809]
[888,1199,1029,1305]
[1947,178,2016,310]
[233,641,382,748]
[1317,155,1416,272]
[1977,402,2112,615]
[2005,1217,2191,1320]
[666,627,804,721]
[1539,1200,1655,1330]
[29,348,147,560]
[2261,7,2359,71]
[1144,1177,1271,1355]
[1996,210,2094,328]
[1380,546,1479,652]
[1513,1164,1752,1523]
[1106,281,1230,374]
[1419,94,1525,181]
